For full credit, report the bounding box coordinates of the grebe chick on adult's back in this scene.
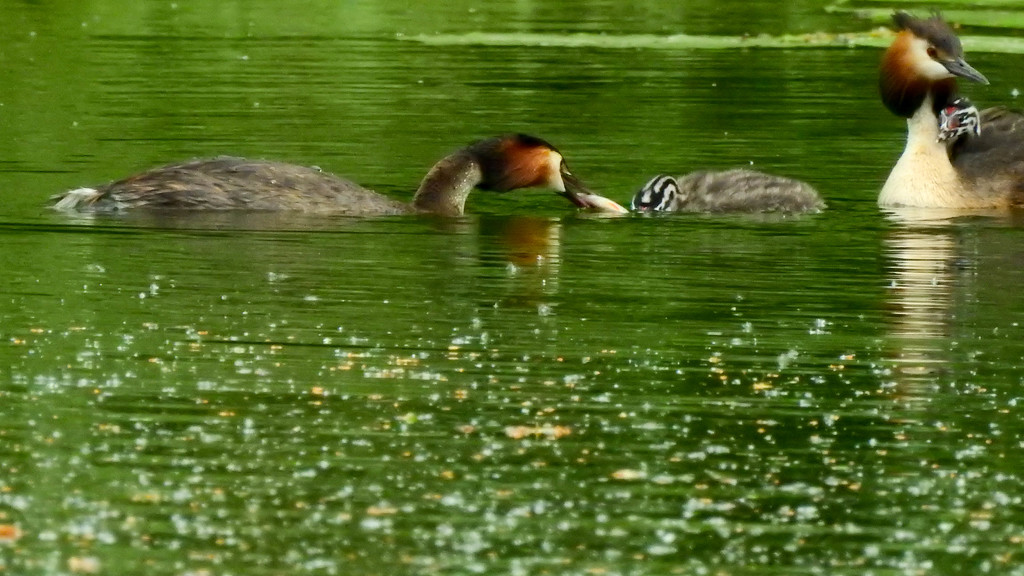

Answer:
[631,170,824,213]
[54,134,620,216]
[878,12,1024,208]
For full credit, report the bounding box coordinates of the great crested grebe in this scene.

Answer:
[53,134,625,216]
[631,170,824,213]
[879,12,1024,208]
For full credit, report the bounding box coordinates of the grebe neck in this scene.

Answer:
[412,152,485,216]
[880,94,968,207]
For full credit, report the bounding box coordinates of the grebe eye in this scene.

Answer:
[926,46,938,59]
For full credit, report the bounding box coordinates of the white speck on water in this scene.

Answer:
[1013,88,1020,98]
[304,295,319,302]
[970,518,992,531]
[360,516,391,531]
[647,544,676,556]
[795,505,818,521]
[808,318,829,335]
[955,444,986,460]
[777,349,799,370]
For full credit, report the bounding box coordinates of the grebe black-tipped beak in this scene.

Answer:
[557,170,592,207]
[558,171,628,213]
[943,57,988,84]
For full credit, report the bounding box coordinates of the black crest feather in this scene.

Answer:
[892,11,963,58]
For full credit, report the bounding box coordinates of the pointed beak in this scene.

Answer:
[556,171,591,208]
[558,172,629,214]
[943,58,989,85]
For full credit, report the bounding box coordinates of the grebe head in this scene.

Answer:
[631,175,680,212]
[469,134,596,207]
[413,134,626,215]
[880,12,988,118]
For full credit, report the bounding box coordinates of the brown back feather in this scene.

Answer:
[93,157,406,213]
[950,107,1024,203]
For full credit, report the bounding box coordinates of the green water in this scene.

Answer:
[3,1,1024,575]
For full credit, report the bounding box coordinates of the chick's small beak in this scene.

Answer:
[943,58,989,85]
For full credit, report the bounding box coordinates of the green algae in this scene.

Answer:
[404,30,1024,55]
[827,0,1024,30]
[830,7,1024,30]
[406,1,1024,55]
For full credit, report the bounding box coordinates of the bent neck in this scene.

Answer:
[412,151,484,216]
[880,96,967,207]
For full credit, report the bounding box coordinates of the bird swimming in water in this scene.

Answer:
[53,134,623,216]
[631,170,824,213]
[878,12,1024,208]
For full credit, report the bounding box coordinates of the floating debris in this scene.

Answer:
[68,556,101,574]
[504,425,572,440]
[0,524,22,544]
[611,469,647,481]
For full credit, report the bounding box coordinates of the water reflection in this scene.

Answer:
[484,216,562,311]
[882,214,957,385]
[880,208,1006,388]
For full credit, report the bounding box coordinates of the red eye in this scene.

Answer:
[927,46,938,58]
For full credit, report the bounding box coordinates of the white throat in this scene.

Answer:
[879,95,967,208]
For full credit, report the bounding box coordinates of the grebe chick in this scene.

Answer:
[938,97,981,142]
[879,12,1024,208]
[53,134,610,216]
[631,170,824,213]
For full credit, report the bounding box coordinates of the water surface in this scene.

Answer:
[3,1,1024,574]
